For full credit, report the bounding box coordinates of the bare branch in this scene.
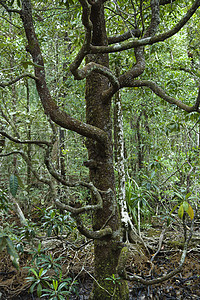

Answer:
[0,0,21,13]
[0,150,51,185]
[70,0,92,79]
[55,182,103,215]
[144,0,160,38]
[0,15,22,29]
[0,130,50,147]
[0,73,38,88]
[124,79,200,113]
[74,62,120,91]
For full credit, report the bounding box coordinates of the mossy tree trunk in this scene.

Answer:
[85,2,129,299]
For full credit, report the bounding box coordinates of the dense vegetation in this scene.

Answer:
[0,0,200,299]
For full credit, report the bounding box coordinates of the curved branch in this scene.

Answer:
[108,29,141,45]
[70,0,92,79]
[55,182,103,215]
[75,62,120,91]
[0,150,51,185]
[125,79,200,113]
[0,130,50,147]
[75,215,112,239]
[0,73,38,88]
[20,0,107,144]
[90,0,200,54]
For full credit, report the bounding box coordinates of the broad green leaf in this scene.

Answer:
[178,204,184,219]
[30,268,38,278]
[6,237,19,269]
[15,175,24,188]
[37,283,42,297]
[186,204,194,220]
[9,174,19,197]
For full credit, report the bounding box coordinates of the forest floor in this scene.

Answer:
[0,215,199,300]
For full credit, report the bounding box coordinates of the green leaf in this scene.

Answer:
[178,204,184,219]
[30,268,38,278]
[58,282,68,291]
[37,283,42,297]
[170,203,179,214]
[15,175,24,188]
[53,280,58,291]
[6,237,19,269]
[30,282,37,294]
[0,235,7,251]
[9,174,19,197]
[186,204,194,220]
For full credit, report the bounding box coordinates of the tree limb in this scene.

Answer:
[90,0,200,53]
[0,130,50,147]
[123,79,200,113]
[74,215,112,239]
[0,0,21,13]
[0,73,38,87]
[108,29,141,45]
[19,0,108,145]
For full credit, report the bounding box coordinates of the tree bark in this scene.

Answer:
[85,1,128,299]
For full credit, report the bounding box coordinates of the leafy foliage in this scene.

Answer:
[0,230,19,269]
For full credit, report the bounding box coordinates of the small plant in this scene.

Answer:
[126,179,154,228]
[42,278,78,300]
[105,274,121,286]
[37,206,75,237]
[39,253,63,274]
[170,191,194,221]
[0,230,19,269]
[26,267,49,297]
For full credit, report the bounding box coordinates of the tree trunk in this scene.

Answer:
[85,2,129,299]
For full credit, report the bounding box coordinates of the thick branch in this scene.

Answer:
[108,29,141,45]
[125,80,200,113]
[90,0,200,54]
[119,47,146,89]
[75,215,112,239]
[75,62,120,91]
[70,0,92,79]
[55,182,103,215]
[20,0,107,144]
[144,0,160,38]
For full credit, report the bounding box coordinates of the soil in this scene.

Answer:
[0,216,199,299]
